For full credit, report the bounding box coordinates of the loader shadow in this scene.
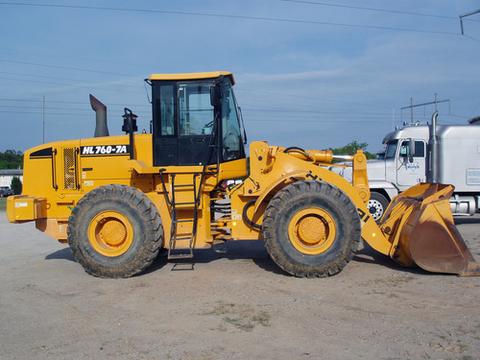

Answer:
[44,241,287,276]
[353,244,430,276]
[45,247,74,261]
[45,241,431,276]
[144,240,287,275]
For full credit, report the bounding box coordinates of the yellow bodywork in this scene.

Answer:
[7,133,245,248]
[8,135,393,256]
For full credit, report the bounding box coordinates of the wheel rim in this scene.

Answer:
[88,210,134,257]
[367,199,384,221]
[288,208,336,255]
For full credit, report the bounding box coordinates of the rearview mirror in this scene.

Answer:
[210,85,220,107]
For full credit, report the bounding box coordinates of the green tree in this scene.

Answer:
[330,140,375,160]
[11,176,22,195]
[0,150,23,169]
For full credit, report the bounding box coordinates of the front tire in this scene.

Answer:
[262,181,361,278]
[68,185,163,278]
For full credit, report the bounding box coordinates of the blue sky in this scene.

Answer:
[0,0,479,153]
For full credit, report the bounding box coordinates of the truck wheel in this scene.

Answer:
[67,185,163,278]
[262,180,361,278]
[367,192,389,222]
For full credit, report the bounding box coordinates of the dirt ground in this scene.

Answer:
[0,213,479,360]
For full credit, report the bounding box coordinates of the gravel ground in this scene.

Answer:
[0,213,479,360]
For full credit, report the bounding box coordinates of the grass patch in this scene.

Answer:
[0,198,5,211]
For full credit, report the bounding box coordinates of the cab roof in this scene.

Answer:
[148,71,234,85]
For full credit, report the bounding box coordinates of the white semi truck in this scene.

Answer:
[336,113,480,221]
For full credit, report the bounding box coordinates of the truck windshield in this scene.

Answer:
[385,140,398,159]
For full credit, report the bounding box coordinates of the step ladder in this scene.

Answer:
[159,171,200,260]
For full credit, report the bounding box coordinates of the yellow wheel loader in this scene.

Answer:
[7,71,479,278]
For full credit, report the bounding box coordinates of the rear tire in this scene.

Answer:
[367,191,389,223]
[262,180,361,278]
[67,185,163,278]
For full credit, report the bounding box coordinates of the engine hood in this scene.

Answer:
[366,159,386,181]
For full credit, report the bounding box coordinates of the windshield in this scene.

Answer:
[221,82,244,161]
[384,140,398,159]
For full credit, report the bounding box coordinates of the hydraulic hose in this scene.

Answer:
[242,199,262,231]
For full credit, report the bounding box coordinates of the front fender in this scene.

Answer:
[252,170,307,217]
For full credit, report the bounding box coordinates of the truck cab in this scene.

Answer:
[365,121,480,220]
[368,125,429,190]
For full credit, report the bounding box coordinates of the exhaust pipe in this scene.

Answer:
[427,111,439,183]
[89,94,109,137]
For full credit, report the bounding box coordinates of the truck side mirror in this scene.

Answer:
[408,139,415,163]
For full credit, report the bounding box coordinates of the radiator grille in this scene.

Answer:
[63,148,77,190]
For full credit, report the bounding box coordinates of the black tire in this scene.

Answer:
[262,180,361,278]
[367,191,389,223]
[67,185,163,278]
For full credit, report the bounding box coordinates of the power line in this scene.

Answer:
[280,0,475,21]
[0,72,145,91]
[0,59,132,76]
[0,97,150,107]
[0,75,69,86]
[0,110,389,123]
[0,70,103,84]
[0,2,460,36]
[0,104,389,116]
[246,107,391,116]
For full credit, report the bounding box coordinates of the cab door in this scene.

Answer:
[396,139,426,189]
[177,82,215,166]
[152,81,217,166]
[153,83,177,166]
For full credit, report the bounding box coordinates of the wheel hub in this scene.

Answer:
[297,216,326,244]
[367,199,384,221]
[88,211,134,257]
[288,208,336,255]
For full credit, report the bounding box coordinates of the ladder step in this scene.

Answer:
[175,202,196,206]
[173,184,195,188]
[168,252,194,260]
[174,219,194,223]
[172,236,193,240]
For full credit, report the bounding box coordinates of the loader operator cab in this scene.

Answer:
[148,72,246,167]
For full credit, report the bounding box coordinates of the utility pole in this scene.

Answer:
[401,95,450,125]
[391,108,396,130]
[410,97,413,124]
[460,8,480,35]
[42,95,45,143]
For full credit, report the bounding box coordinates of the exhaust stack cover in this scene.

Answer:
[89,94,109,137]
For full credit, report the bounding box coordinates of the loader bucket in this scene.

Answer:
[380,183,480,276]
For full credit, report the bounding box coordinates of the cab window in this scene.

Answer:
[159,85,175,136]
[399,140,425,157]
[178,83,214,136]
